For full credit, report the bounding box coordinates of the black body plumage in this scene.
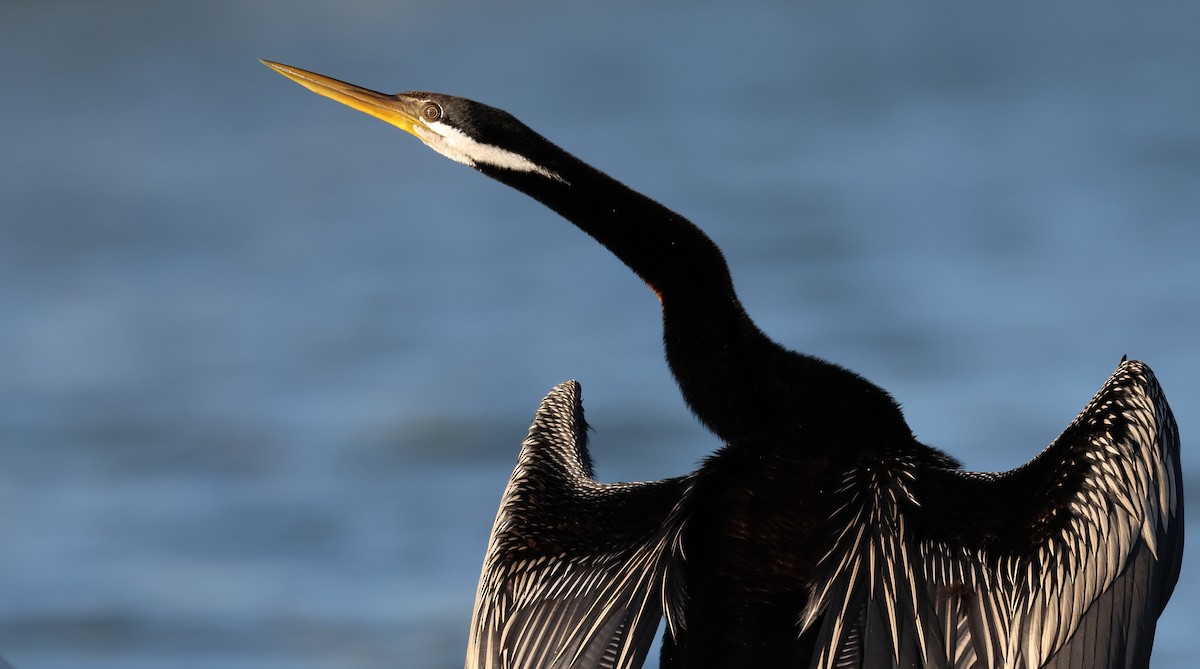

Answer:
[443,95,1184,669]
[262,64,1183,669]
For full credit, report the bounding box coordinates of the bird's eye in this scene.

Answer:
[421,102,442,122]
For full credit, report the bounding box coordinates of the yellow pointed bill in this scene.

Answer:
[261,60,423,136]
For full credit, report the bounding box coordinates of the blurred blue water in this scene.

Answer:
[0,1,1197,667]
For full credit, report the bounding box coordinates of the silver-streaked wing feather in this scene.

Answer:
[801,358,1182,669]
[466,381,689,669]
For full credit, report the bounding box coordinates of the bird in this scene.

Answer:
[262,60,1184,669]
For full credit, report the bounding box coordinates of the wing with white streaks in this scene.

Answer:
[466,381,689,669]
[800,359,1182,669]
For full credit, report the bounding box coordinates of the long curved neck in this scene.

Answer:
[473,123,920,450]
[479,148,828,443]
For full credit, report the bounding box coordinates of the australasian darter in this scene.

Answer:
[263,60,1183,669]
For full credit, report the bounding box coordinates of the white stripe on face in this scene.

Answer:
[414,122,566,183]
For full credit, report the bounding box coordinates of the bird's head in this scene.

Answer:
[261,60,565,182]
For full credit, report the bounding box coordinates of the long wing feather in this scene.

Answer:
[801,359,1182,669]
[466,381,690,669]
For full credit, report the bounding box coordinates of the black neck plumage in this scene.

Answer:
[478,149,912,448]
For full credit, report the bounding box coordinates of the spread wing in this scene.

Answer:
[800,358,1183,669]
[466,381,690,669]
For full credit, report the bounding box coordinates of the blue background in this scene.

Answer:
[1,1,1196,667]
